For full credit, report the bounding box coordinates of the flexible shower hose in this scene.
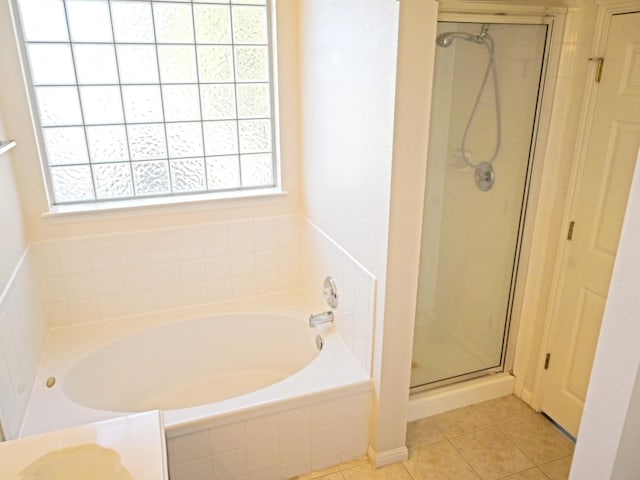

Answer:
[459,37,502,169]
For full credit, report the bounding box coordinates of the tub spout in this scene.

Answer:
[309,311,334,328]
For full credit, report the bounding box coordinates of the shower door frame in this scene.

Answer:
[411,6,565,393]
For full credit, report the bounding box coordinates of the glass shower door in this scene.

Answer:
[411,21,548,389]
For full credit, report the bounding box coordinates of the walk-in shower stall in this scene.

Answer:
[411,20,549,390]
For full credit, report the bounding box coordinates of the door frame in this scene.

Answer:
[530,0,640,411]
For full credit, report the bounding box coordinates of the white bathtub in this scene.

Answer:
[21,293,372,479]
[64,313,320,413]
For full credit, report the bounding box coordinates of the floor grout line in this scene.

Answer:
[444,437,486,480]
[498,416,576,468]
[400,461,417,480]
[495,422,541,471]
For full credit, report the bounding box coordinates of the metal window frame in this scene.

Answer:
[10,0,280,208]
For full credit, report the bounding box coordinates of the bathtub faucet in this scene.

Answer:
[308,311,334,328]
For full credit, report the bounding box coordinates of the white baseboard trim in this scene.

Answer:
[407,374,515,421]
[519,387,534,407]
[367,445,409,468]
[513,379,536,409]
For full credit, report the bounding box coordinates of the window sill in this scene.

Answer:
[42,187,287,220]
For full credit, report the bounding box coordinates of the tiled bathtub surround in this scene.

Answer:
[31,214,377,377]
[0,251,47,439]
[167,391,372,480]
[302,220,376,375]
[21,214,377,478]
[31,215,304,326]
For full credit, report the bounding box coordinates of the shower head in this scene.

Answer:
[436,31,483,47]
[435,32,456,47]
[436,25,491,48]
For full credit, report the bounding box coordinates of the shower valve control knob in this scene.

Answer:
[475,162,495,192]
[323,276,338,308]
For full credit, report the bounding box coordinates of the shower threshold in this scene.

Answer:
[408,373,515,421]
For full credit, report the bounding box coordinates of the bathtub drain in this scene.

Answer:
[315,335,324,350]
[45,376,56,388]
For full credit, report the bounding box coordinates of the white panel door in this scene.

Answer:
[541,11,640,437]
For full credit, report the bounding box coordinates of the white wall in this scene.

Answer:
[0,106,29,439]
[0,0,301,242]
[296,0,407,460]
[0,120,27,293]
[0,251,47,441]
[298,0,398,281]
[611,366,640,479]
[0,108,48,441]
[569,149,640,480]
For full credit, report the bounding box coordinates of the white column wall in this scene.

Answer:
[373,0,438,461]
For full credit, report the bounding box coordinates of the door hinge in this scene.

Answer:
[567,221,575,240]
[544,353,551,370]
[588,57,604,83]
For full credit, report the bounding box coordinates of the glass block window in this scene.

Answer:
[16,0,276,205]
